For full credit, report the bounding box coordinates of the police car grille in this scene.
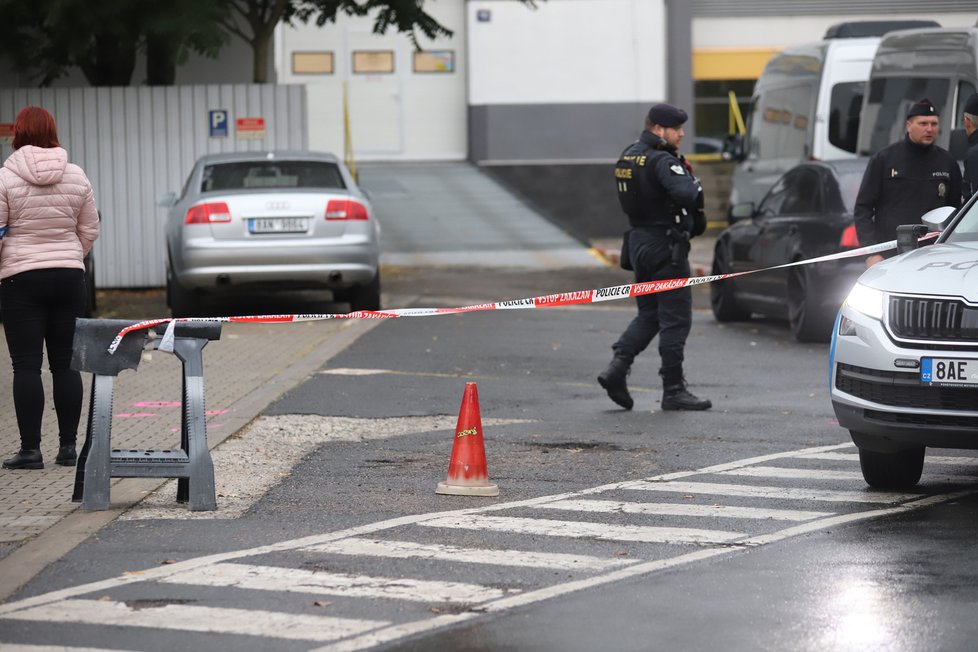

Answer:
[888,296,978,341]
[835,363,976,411]
[864,409,978,430]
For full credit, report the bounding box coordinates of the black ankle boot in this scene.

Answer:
[56,445,77,466]
[661,382,712,411]
[598,355,634,410]
[3,449,44,470]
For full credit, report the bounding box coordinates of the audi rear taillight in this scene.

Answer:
[325,199,368,221]
[839,225,859,248]
[185,202,231,224]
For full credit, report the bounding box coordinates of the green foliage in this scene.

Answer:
[0,0,539,86]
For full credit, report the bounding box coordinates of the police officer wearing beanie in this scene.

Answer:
[598,103,711,411]
[962,92,978,203]
[854,98,962,266]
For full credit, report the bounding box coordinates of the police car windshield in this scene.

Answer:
[944,201,978,243]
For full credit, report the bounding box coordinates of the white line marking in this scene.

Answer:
[312,491,975,652]
[160,562,509,603]
[0,441,864,620]
[718,466,868,481]
[625,480,920,503]
[302,537,633,571]
[3,600,385,642]
[720,465,978,485]
[534,499,832,522]
[0,647,139,652]
[797,452,978,468]
[420,515,746,544]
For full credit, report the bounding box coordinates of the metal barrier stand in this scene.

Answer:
[70,319,222,511]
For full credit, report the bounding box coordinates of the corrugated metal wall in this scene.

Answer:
[0,84,307,288]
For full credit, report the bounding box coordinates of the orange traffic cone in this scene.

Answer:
[436,383,499,496]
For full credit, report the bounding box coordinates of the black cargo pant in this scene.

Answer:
[1,268,86,450]
[612,228,691,377]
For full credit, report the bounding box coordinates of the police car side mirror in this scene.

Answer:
[921,205,956,232]
[729,202,754,222]
[896,224,930,255]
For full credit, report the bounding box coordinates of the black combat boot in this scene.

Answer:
[660,365,711,411]
[598,354,634,410]
[55,444,77,466]
[3,449,44,470]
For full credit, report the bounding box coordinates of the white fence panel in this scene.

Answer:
[0,84,307,288]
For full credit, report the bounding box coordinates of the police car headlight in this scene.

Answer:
[844,283,884,321]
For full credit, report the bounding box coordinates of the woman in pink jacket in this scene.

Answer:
[1,106,100,470]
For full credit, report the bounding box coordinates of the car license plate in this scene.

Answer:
[920,357,978,386]
[249,217,308,234]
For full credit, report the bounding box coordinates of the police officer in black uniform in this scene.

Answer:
[598,103,711,411]
[962,93,978,203]
[854,98,962,266]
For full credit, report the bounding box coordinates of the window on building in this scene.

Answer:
[413,50,455,73]
[353,51,394,74]
[292,51,334,75]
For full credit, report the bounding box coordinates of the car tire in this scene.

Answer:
[345,274,381,312]
[857,444,925,489]
[167,275,200,318]
[710,244,751,322]
[787,264,833,343]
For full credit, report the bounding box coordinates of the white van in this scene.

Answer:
[857,27,978,159]
[728,20,940,214]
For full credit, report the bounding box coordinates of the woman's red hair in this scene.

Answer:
[12,106,60,150]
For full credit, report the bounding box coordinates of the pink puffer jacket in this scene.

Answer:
[0,145,100,280]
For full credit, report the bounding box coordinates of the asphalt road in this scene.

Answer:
[3,265,978,651]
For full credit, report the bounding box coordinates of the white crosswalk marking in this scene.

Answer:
[718,466,866,481]
[721,465,978,484]
[161,562,509,603]
[302,537,634,571]
[625,480,920,503]
[420,515,746,544]
[5,441,978,652]
[0,647,138,652]
[534,499,833,522]
[3,600,386,642]
[797,452,978,467]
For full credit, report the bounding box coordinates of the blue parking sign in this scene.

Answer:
[209,110,228,138]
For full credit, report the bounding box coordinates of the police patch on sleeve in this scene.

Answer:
[669,164,686,176]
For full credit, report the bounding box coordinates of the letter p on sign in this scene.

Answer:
[209,110,228,138]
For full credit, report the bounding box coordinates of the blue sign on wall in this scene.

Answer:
[209,110,228,138]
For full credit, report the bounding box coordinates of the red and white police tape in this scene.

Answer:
[109,235,933,355]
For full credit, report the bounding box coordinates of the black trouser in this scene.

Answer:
[612,228,691,375]
[1,268,85,450]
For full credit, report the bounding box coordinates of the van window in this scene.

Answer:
[861,77,950,154]
[956,81,978,128]
[746,84,815,160]
[828,82,864,153]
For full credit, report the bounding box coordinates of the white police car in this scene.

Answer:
[830,196,978,489]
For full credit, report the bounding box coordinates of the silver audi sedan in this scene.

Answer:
[161,151,380,317]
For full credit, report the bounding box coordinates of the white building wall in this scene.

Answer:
[277,2,466,161]
[467,0,666,105]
